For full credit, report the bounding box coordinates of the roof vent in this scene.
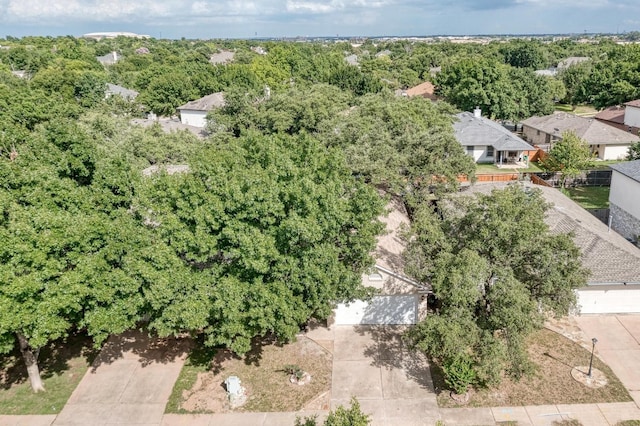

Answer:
[473,107,481,118]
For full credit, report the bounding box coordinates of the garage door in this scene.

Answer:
[334,295,418,325]
[577,288,640,314]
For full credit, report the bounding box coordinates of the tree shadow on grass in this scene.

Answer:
[178,333,285,377]
[0,331,100,390]
[90,328,193,371]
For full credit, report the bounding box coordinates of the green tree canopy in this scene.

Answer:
[137,132,384,354]
[404,185,588,388]
[540,130,593,187]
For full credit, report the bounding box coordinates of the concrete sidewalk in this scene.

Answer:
[4,317,640,425]
[2,401,640,426]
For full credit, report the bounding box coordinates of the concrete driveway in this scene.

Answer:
[52,330,191,426]
[575,315,640,408]
[329,325,440,426]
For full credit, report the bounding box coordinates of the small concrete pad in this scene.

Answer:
[331,360,383,399]
[492,406,532,425]
[525,405,561,426]
[333,326,377,361]
[598,401,640,424]
[208,413,267,425]
[304,321,335,341]
[556,403,609,426]
[440,407,494,425]
[0,415,56,426]
[161,414,213,426]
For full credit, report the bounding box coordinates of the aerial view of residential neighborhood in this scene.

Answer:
[2,1,640,425]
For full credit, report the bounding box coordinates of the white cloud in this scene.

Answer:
[285,0,390,13]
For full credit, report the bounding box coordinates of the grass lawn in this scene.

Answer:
[555,104,598,116]
[475,162,543,174]
[591,159,626,170]
[166,335,332,414]
[0,332,99,415]
[566,186,610,209]
[433,328,631,408]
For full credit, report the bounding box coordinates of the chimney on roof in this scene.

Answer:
[113,51,118,61]
[473,107,481,118]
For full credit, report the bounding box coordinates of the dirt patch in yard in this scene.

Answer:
[177,335,332,413]
[434,328,632,408]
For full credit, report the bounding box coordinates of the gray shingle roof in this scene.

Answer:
[177,92,225,111]
[454,112,534,151]
[522,113,639,145]
[610,160,640,183]
[106,83,138,100]
[557,56,590,69]
[461,182,640,285]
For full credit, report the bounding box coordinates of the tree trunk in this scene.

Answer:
[16,333,45,393]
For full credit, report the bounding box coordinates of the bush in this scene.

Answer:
[295,397,371,426]
[443,355,476,395]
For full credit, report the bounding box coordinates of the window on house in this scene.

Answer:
[537,130,540,136]
[486,146,494,157]
[467,146,474,156]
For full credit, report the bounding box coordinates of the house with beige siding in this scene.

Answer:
[521,112,639,160]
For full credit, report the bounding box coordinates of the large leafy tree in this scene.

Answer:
[316,94,476,203]
[0,120,159,392]
[435,57,555,120]
[540,130,593,187]
[138,132,384,354]
[404,185,588,388]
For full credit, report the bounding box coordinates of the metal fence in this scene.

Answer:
[532,170,612,187]
[587,208,610,225]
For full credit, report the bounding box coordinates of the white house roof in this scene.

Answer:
[461,182,640,285]
[177,92,225,112]
[454,111,534,151]
[209,51,235,64]
[522,113,640,146]
[610,160,640,183]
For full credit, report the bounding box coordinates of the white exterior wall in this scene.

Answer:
[466,146,495,163]
[179,110,207,128]
[334,295,418,325]
[577,288,640,314]
[603,144,631,160]
[624,105,640,128]
[610,170,640,220]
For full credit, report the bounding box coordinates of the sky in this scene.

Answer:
[1,0,639,39]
